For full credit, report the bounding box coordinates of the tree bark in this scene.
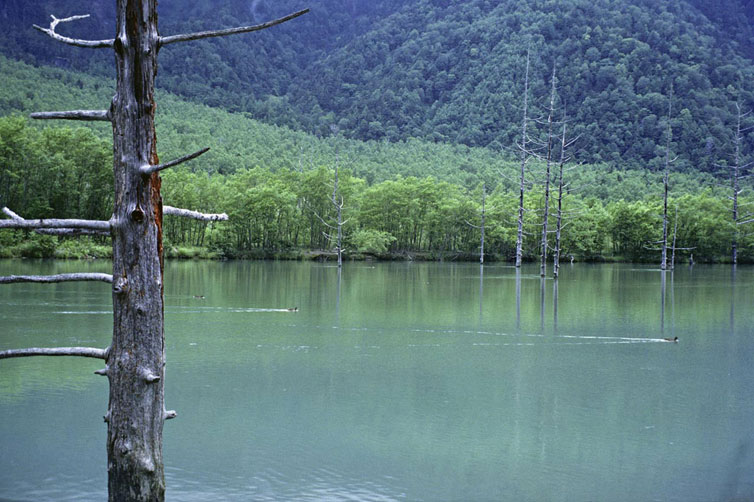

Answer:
[106,1,166,499]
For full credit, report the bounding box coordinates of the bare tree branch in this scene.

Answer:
[163,206,228,222]
[32,14,114,48]
[0,346,107,360]
[159,9,309,46]
[140,148,210,175]
[2,207,110,237]
[0,273,113,284]
[0,208,111,232]
[30,110,111,122]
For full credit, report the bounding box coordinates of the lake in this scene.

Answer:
[1,259,753,501]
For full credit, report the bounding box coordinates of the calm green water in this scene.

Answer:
[0,260,753,501]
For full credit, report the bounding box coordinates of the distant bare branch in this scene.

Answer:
[140,148,210,175]
[159,9,309,46]
[32,14,114,48]
[0,273,113,284]
[0,346,107,360]
[163,206,228,222]
[30,110,111,122]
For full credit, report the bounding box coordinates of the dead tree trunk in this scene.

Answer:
[2,4,307,501]
[661,85,674,271]
[729,101,752,265]
[732,104,741,265]
[553,121,567,279]
[333,149,344,268]
[480,184,486,264]
[540,68,557,278]
[553,109,578,279]
[515,50,531,268]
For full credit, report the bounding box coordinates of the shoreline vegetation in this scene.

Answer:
[0,235,745,264]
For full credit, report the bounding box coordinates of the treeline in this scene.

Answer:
[1,118,751,263]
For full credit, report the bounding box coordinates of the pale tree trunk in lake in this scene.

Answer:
[661,85,673,271]
[2,4,306,501]
[480,185,486,264]
[515,49,531,268]
[553,111,578,279]
[539,68,556,278]
[465,183,487,264]
[729,101,754,265]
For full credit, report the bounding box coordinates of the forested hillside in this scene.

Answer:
[0,56,750,263]
[1,0,753,170]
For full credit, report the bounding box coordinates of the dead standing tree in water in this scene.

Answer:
[728,101,754,265]
[515,49,532,268]
[465,183,492,264]
[537,67,558,277]
[552,115,580,279]
[1,4,307,501]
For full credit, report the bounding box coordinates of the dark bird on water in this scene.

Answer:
[663,336,679,343]
[287,307,298,312]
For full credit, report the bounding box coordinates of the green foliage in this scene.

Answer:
[350,229,396,254]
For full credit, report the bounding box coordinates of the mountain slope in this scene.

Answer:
[286,0,754,170]
[1,0,753,172]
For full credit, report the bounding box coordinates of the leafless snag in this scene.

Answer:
[515,49,531,268]
[660,84,675,271]
[539,67,558,277]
